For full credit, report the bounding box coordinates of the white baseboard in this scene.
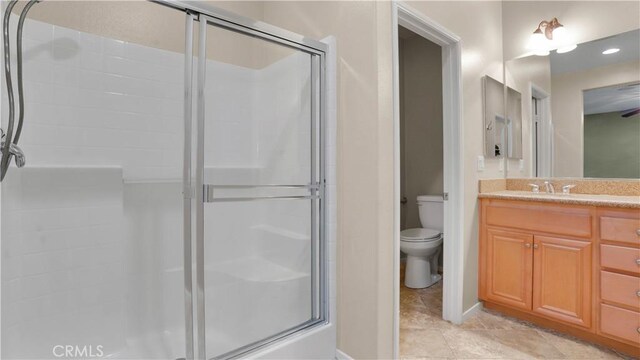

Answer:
[335,349,354,360]
[461,301,483,322]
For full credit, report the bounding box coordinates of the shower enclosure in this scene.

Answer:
[1,1,331,359]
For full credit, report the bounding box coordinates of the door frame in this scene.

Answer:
[531,84,553,177]
[391,1,464,357]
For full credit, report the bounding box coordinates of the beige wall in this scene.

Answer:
[19,1,292,69]
[15,1,189,53]
[502,1,640,60]
[505,55,552,178]
[551,60,640,177]
[399,35,443,230]
[259,2,396,358]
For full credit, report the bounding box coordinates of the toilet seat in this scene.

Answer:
[400,228,441,242]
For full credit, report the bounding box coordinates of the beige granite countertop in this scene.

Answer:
[478,190,640,209]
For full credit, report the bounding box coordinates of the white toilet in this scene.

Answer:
[400,195,443,288]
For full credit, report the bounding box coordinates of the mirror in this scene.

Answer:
[483,76,523,159]
[583,83,640,178]
[506,86,523,159]
[482,75,506,158]
[505,29,640,178]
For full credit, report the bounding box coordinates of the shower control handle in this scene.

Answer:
[401,196,408,205]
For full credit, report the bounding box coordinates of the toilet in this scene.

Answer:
[400,195,443,288]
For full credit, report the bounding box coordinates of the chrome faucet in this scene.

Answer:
[544,181,555,194]
[0,130,25,168]
[562,184,576,194]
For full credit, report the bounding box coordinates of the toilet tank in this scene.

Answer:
[417,195,444,232]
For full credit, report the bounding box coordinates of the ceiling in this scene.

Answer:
[583,82,640,115]
[550,29,640,75]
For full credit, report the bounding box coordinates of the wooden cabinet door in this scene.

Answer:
[485,229,533,310]
[533,235,592,328]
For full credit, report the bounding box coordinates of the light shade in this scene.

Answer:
[527,17,576,56]
[527,32,548,52]
[551,26,568,42]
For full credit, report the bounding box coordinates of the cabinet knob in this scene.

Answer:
[636,228,640,236]
[637,327,640,334]
[533,244,539,249]
[525,243,531,248]
[636,258,640,265]
[637,290,640,297]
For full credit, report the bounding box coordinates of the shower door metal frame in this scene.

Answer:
[178,6,328,360]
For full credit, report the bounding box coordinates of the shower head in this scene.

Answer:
[9,143,25,168]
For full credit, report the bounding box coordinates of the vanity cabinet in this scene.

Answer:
[596,208,640,350]
[532,235,592,328]
[479,198,640,356]
[484,229,533,310]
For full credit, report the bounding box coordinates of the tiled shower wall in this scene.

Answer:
[13,19,184,180]
[2,17,315,359]
[1,18,188,358]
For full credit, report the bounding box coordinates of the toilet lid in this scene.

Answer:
[401,228,441,241]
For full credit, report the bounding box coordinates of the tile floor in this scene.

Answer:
[399,275,632,359]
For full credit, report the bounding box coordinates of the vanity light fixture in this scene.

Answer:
[602,48,620,55]
[527,17,577,56]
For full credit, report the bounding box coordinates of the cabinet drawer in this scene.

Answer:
[601,271,640,310]
[600,216,640,245]
[485,201,592,238]
[600,304,640,345]
[601,244,640,275]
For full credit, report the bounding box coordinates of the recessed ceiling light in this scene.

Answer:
[602,48,620,55]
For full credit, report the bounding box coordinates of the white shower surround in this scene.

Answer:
[1,18,330,359]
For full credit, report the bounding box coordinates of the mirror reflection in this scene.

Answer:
[505,29,640,179]
[483,76,506,158]
[483,75,523,160]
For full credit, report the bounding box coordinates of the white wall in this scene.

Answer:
[1,17,187,359]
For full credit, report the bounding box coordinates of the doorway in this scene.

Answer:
[392,2,464,358]
[398,22,446,354]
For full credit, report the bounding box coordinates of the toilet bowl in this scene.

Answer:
[400,195,444,288]
[401,228,442,288]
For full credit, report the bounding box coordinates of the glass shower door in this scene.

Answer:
[192,14,326,359]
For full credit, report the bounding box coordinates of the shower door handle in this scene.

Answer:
[203,184,321,203]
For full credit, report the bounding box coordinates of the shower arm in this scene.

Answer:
[1,0,39,181]
[1,0,19,180]
[15,0,40,144]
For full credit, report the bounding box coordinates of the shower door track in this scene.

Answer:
[149,1,330,359]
